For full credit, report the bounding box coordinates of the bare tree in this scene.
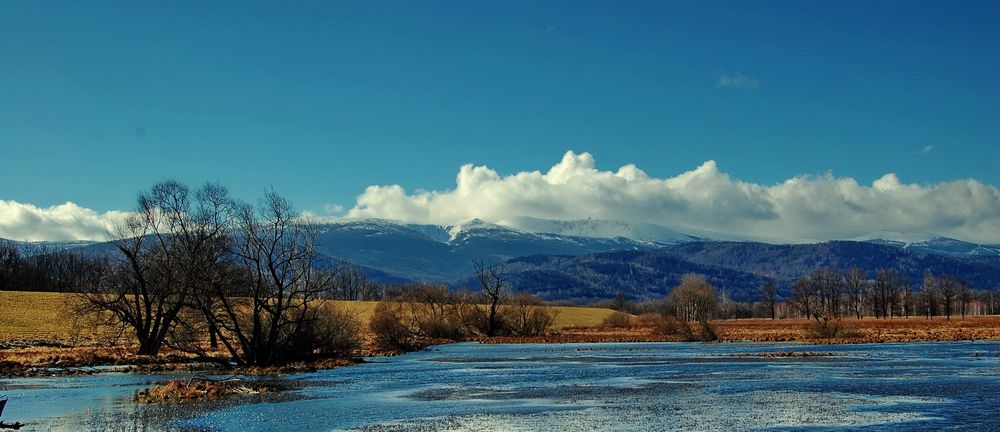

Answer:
[78,180,230,355]
[0,241,20,291]
[398,284,464,339]
[667,274,718,340]
[871,269,900,319]
[760,281,777,320]
[920,274,939,318]
[329,263,378,300]
[471,260,510,337]
[959,284,973,319]
[845,267,868,319]
[937,275,960,320]
[612,292,630,312]
[811,268,844,318]
[204,190,351,366]
[508,292,557,337]
[790,277,817,319]
[898,275,913,318]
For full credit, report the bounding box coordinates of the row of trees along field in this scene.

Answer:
[0,181,556,366]
[0,243,103,292]
[601,267,1000,325]
[752,267,1000,321]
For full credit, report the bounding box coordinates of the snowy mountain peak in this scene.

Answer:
[496,216,697,245]
[448,218,522,242]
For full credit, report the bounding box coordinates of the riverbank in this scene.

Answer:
[0,290,619,376]
[3,291,999,376]
[482,315,1000,344]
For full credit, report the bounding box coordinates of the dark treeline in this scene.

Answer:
[778,267,1000,320]
[720,267,1000,320]
[0,242,105,293]
[595,266,1000,322]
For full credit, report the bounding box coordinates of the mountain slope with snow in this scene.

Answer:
[314,218,660,281]
[496,216,699,245]
[855,230,1000,257]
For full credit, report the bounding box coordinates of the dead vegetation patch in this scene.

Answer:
[135,376,273,404]
[481,316,1000,345]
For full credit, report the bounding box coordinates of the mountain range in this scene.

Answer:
[4,217,1000,302]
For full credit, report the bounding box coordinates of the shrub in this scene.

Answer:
[136,378,271,404]
[808,315,861,339]
[369,301,423,352]
[507,293,557,337]
[398,286,465,340]
[651,314,695,341]
[602,311,632,328]
[634,312,665,327]
[457,302,508,337]
[312,305,363,358]
[284,305,362,361]
[697,320,718,342]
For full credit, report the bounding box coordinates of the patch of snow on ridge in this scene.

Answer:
[852,230,940,246]
[497,216,697,244]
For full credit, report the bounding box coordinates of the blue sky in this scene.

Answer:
[1,1,999,241]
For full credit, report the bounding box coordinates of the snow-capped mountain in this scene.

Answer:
[854,230,1000,257]
[312,217,667,281]
[8,219,998,293]
[310,221,1000,283]
[495,216,700,245]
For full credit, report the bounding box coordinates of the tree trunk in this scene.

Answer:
[137,337,161,356]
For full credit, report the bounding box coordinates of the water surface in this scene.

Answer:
[2,341,999,431]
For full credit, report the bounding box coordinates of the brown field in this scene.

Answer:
[490,315,1000,344]
[0,290,620,372]
[0,291,620,343]
[3,290,999,373]
[714,316,1000,343]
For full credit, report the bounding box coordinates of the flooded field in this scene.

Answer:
[2,341,999,431]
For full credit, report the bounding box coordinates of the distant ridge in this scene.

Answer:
[5,218,1000,301]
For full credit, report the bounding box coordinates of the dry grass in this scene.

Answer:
[135,378,273,404]
[9,290,996,370]
[487,316,1000,344]
[0,291,621,369]
[715,316,1000,343]
[0,291,117,343]
[0,291,619,342]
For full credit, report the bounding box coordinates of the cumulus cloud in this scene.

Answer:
[345,151,1000,243]
[916,145,934,154]
[717,73,759,90]
[0,200,128,241]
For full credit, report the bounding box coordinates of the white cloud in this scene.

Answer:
[345,151,1000,243]
[717,73,760,90]
[916,145,934,154]
[5,152,1000,244]
[0,200,128,241]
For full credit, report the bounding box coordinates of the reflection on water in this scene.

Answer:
[2,341,999,431]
